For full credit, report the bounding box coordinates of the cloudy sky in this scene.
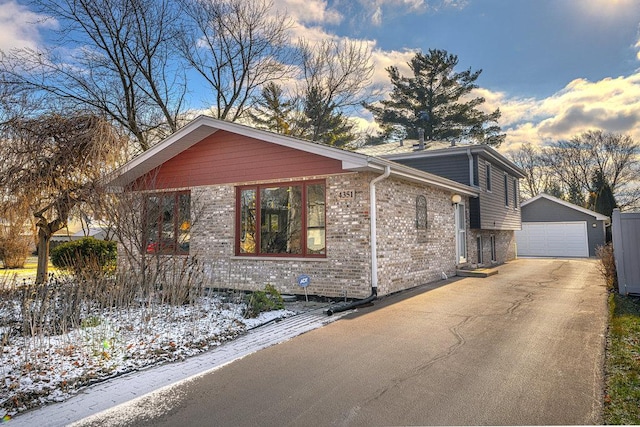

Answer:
[2,0,640,152]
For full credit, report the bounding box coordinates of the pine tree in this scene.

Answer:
[588,171,617,217]
[366,49,505,146]
[299,85,356,147]
[566,181,586,207]
[247,83,294,134]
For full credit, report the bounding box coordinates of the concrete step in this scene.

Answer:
[456,267,499,278]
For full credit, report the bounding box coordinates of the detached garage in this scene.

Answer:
[516,193,609,258]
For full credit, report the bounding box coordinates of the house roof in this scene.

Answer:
[106,116,479,197]
[521,193,610,221]
[356,139,453,156]
[357,140,525,179]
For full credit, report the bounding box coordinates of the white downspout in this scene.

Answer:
[467,148,475,187]
[370,165,391,291]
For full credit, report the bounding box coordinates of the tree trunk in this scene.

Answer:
[36,228,51,284]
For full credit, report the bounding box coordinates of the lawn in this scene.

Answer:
[0,256,57,281]
[604,293,640,424]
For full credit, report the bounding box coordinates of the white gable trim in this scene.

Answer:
[105,116,479,197]
[522,193,609,221]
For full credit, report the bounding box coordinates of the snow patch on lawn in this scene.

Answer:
[0,296,295,420]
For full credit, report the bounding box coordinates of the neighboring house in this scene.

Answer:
[516,193,609,258]
[357,140,525,267]
[51,219,109,243]
[106,116,479,299]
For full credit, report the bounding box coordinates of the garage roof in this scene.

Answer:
[522,193,609,221]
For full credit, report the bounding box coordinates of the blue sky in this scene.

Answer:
[2,0,640,151]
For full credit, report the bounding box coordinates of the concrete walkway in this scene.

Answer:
[9,307,349,427]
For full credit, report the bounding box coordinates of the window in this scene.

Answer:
[490,235,497,262]
[476,236,483,264]
[513,178,519,208]
[416,195,427,229]
[144,191,190,255]
[237,181,325,257]
[485,163,492,192]
[504,174,509,207]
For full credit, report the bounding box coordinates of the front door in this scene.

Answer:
[455,203,467,264]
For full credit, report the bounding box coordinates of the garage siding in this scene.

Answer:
[520,197,605,256]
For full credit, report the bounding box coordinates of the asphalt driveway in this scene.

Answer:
[79,258,608,426]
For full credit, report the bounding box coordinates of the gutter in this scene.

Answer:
[467,148,475,187]
[369,165,391,291]
[327,165,391,315]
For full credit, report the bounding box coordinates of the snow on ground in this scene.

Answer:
[0,295,295,421]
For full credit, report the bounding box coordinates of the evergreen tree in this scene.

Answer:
[588,171,617,217]
[544,182,564,200]
[298,85,356,147]
[247,83,294,134]
[566,181,586,207]
[366,49,505,146]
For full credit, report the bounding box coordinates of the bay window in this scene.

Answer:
[237,181,326,257]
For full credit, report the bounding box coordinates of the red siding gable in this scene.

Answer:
[137,130,346,190]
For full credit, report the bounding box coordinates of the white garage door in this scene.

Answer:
[516,221,589,257]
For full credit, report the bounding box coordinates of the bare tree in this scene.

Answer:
[177,0,293,121]
[0,113,126,283]
[509,142,552,200]
[0,0,186,152]
[294,38,374,145]
[542,131,639,209]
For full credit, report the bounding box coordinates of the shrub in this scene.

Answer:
[244,284,284,318]
[51,237,117,275]
[0,233,31,269]
[597,243,618,292]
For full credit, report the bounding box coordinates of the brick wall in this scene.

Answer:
[188,172,463,298]
[373,178,459,295]
[190,173,372,298]
[466,229,517,267]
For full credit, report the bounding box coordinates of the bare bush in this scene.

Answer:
[596,243,618,292]
[17,276,85,337]
[0,233,31,269]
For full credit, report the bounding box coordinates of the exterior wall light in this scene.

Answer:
[451,194,462,205]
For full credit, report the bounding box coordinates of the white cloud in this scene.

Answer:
[371,6,383,26]
[370,46,415,88]
[273,0,342,26]
[0,0,55,51]
[491,74,640,153]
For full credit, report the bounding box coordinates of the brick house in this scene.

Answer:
[107,116,479,299]
[357,140,525,267]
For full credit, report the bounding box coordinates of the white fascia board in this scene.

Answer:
[105,115,477,198]
[105,117,219,188]
[106,115,368,188]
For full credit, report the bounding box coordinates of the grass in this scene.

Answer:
[0,256,58,280]
[604,293,640,424]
